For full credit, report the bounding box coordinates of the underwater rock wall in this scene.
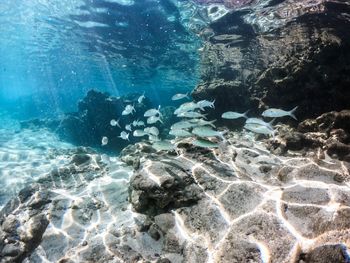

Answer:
[55,90,151,151]
[190,0,350,119]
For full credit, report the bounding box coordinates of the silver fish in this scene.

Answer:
[118,131,130,141]
[110,119,121,128]
[174,102,199,115]
[152,140,175,151]
[192,126,225,140]
[144,105,161,117]
[171,93,189,101]
[122,104,135,115]
[138,92,145,103]
[147,115,163,124]
[192,139,219,148]
[262,106,298,120]
[221,110,249,120]
[133,130,147,137]
[169,129,193,137]
[125,124,132,131]
[189,118,216,128]
[196,99,215,110]
[246,118,274,129]
[145,126,159,136]
[171,121,197,130]
[148,134,160,142]
[177,111,207,118]
[244,123,275,137]
[133,120,145,127]
[101,136,108,146]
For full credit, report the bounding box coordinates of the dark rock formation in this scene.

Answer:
[190,0,350,120]
[56,89,152,151]
[269,110,350,161]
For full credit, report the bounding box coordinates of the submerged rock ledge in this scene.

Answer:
[2,130,349,262]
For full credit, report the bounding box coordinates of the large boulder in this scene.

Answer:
[190,0,350,120]
[56,90,152,151]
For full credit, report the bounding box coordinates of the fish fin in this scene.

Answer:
[116,118,121,128]
[209,119,217,128]
[211,99,216,108]
[185,92,190,99]
[159,118,164,124]
[289,106,298,120]
[243,109,250,119]
[269,118,276,126]
[220,130,228,141]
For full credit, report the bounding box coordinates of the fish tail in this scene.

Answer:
[209,119,217,128]
[269,118,276,126]
[211,99,216,108]
[186,92,190,99]
[116,121,121,129]
[289,106,298,120]
[127,134,130,141]
[220,130,228,140]
[243,109,250,119]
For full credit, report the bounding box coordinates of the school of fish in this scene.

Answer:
[101,92,298,152]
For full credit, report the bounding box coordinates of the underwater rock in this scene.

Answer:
[56,89,152,151]
[191,0,350,120]
[124,131,350,262]
[2,131,350,262]
[269,110,350,161]
[299,244,350,263]
[128,158,203,215]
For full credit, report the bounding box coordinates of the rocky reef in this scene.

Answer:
[54,90,152,151]
[123,132,350,262]
[2,131,350,262]
[189,0,350,119]
[270,110,350,162]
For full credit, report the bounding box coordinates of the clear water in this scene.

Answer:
[0,0,203,207]
[0,0,201,118]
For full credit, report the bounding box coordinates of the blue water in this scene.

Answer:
[0,0,201,119]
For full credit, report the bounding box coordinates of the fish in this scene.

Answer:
[174,102,199,115]
[118,131,130,141]
[132,120,145,127]
[147,115,163,124]
[177,111,207,119]
[122,104,135,115]
[110,119,121,128]
[189,118,216,128]
[144,126,159,136]
[125,124,132,131]
[133,130,147,137]
[196,99,215,110]
[171,93,189,101]
[138,92,145,103]
[171,120,197,130]
[192,139,219,148]
[101,136,108,146]
[244,123,275,137]
[169,129,193,137]
[221,110,249,120]
[148,134,160,142]
[245,118,274,129]
[152,140,175,151]
[262,106,298,120]
[144,105,161,117]
[192,126,226,140]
